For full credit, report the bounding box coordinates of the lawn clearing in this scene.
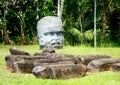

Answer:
[0,45,120,85]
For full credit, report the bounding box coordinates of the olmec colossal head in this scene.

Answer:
[37,16,64,49]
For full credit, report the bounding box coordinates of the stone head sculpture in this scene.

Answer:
[37,16,64,49]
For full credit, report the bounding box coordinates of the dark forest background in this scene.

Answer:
[0,0,120,47]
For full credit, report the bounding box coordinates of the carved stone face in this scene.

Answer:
[37,16,64,49]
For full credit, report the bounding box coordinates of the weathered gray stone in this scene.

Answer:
[72,55,111,65]
[5,54,73,73]
[14,62,34,73]
[34,61,74,66]
[6,47,120,79]
[87,58,120,72]
[9,47,30,55]
[5,53,73,63]
[42,48,55,53]
[5,55,32,72]
[37,16,64,49]
[6,59,74,73]
[32,66,54,78]
[5,53,112,73]
[34,53,74,59]
[111,63,120,72]
[32,64,88,79]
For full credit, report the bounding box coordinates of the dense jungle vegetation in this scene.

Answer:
[0,0,120,47]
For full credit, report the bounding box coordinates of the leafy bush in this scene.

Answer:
[83,29,93,40]
[69,28,81,38]
[68,28,81,45]
[83,29,93,46]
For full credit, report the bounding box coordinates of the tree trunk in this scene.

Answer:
[102,5,107,42]
[57,0,61,17]
[3,1,10,44]
[20,23,25,45]
[57,0,64,18]
[19,12,26,45]
[60,0,64,18]
[79,16,83,45]
[94,0,97,47]
[70,35,74,46]
[36,0,39,20]
[3,26,10,44]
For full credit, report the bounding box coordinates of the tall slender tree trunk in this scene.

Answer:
[94,0,97,47]
[20,23,25,45]
[3,25,10,44]
[36,0,39,20]
[3,2,10,44]
[19,12,25,45]
[57,0,64,18]
[102,5,107,42]
[79,16,83,45]
[101,0,113,43]
[57,0,61,17]
[60,0,64,18]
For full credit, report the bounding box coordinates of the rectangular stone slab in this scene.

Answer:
[73,55,111,65]
[32,64,88,79]
[87,58,120,72]
[5,55,73,73]
[9,47,30,55]
[13,60,74,73]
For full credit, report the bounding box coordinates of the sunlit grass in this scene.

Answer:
[56,46,120,58]
[0,45,120,85]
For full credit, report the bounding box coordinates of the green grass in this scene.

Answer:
[0,45,120,85]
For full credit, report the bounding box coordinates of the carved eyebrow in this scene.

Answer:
[57,31,63,33]
[44,32,51,36]
[44,31,63,36]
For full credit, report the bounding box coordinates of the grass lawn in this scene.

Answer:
[0,45,120,85]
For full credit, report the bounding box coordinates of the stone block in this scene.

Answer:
[87,58,120,72]
[32,64,88,79]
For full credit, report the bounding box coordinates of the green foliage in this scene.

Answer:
[0,0,120,47]
[11,36,21,44]
[41,0,55,16]
[69,28,81,39]
[109,9,120,46]
[83,29,93,41]
[83,29,94,46]
[0,19,4,29]
[69,28,81,45]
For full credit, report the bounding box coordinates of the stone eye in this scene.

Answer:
[57,32,63,36]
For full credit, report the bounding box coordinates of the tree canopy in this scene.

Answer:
[0,0,120,47]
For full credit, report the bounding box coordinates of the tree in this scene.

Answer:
[94,0,97,47]
[0,0,120,46]
[98,0,114,42]
[109,1,120,45]
[57,0,65,18]
[77,0,92,45]
[0,0,11,44]
[63,0,94,46]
